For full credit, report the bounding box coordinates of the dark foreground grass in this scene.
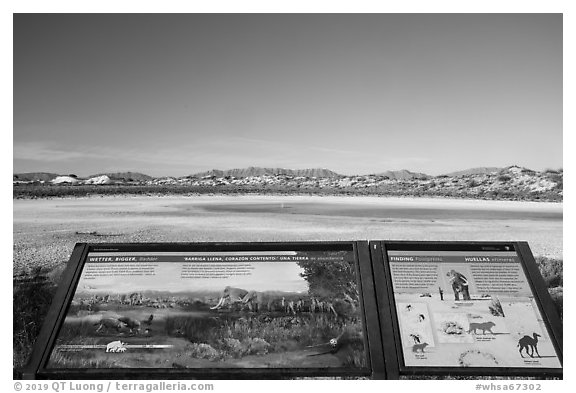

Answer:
[13,257,563,379]
[13,268,57,378]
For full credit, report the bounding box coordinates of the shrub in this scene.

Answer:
[247,337,271,355]
[13,269,57,370]
[219,338,245,358]
[535,257,563,288]
[548,287,563,318]
[546,172,563,187]
[186,343,220,361]
[489,298,505,317]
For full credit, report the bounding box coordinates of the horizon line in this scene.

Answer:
[12,164,564,179]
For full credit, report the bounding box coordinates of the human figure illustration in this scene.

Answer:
[439,286,444,301]
[446,270,471,300]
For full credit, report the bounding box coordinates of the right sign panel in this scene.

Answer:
[386,246,561,369]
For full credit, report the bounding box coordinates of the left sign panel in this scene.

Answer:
[42,246,369,375]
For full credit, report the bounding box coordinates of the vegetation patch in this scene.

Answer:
[535,257,563,288]
[13,268,57,375]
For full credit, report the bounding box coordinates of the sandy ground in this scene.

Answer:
[13,195,563,274]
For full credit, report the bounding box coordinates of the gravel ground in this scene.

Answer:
[13,194,563,276]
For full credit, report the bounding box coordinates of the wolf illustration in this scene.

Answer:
[412,342,428,353]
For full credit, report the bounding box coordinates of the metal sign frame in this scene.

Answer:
[23,241,385,380]
[370,241,563,379]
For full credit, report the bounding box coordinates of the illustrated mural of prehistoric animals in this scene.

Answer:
[48,252,367,370]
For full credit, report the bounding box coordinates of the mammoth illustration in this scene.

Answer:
[210,286,249,310]
[446,270,471,300]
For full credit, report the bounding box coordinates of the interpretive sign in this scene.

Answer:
[23,240,561,379]
[371,241,563,378]
[24,242,384,379]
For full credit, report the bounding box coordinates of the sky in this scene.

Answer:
[13,13,562,177]
[78,260,308,294]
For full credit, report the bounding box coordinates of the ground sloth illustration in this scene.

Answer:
[94,318,126,333]
[468,321,496,335]
[118,316,141,334]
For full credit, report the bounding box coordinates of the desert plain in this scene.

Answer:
[13,195,562,275]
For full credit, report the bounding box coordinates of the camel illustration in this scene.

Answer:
[242,290,287,312]
[129,292,143,306]
[313,299,338,317]
[285,299,296,315]
[518,333,541,358]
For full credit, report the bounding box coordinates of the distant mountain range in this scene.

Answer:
[374,169,431,180]
[89,172,154,182]
[13,166,511,182]
[442,167,502,177]
[13,171,153,182]
[12,172,60,182]
[191,167,342,178]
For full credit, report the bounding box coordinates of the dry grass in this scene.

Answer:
[13,183,562,202]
